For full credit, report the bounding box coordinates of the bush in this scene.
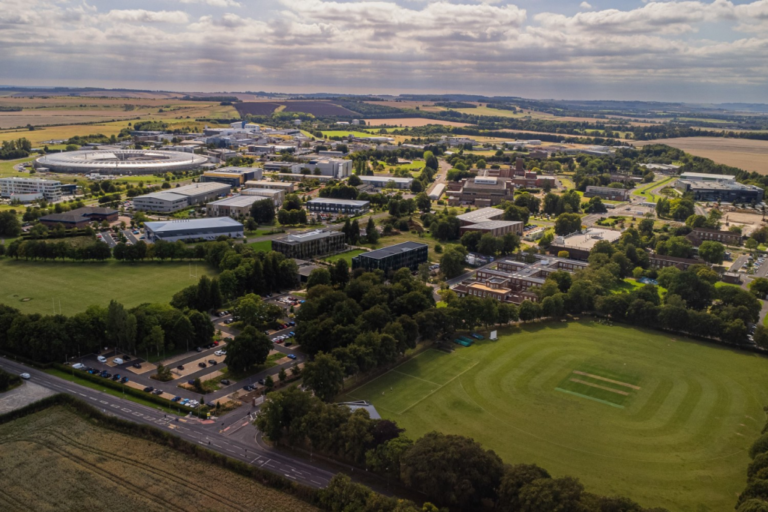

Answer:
[751,434,768,459]
[749,454,768,480]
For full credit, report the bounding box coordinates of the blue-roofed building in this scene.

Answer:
[144,217,244,243]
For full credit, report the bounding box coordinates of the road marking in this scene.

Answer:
[132,412,143,416]
[121,408,131,412]
[250,456,261,463]
[79,393,87,397]
[284,474,296,480]
[100,400,108,404]
[311,480,323,486]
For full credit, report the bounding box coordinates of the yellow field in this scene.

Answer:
[633,137,768,174]
[364,118,472,127]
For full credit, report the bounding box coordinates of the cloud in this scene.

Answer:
[580,2,592,9]
[180,0,242,7]
[100,10,190,24]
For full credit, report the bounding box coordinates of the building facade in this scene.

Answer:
[240,188,285,206]
[133,182,231,213]
[272,230,347,259]
[359,176,413,189]
[306,198,370,215]
[691,227,742,246]
[351,242,429,273]
[205,195,263,218]
[244,180,295,193]
[144,217,244,243]
[649,254,702,270]
[675,173,764,203]
[459,220,523,237]
[39,207,118,229]
[584,186,630,201]
[0,177,62,203]
[201,167,262,187]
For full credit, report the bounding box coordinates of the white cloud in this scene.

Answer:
[100,10,190,24]
[180,0,242,7]
[580,2,592,9]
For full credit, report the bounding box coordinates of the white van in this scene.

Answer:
[97,356,107,363]
[113,358,124,365]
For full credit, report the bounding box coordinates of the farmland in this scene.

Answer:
[0,406,317,512]
[339,321,768,511]
[363,118,472,127]
[0,259,218,315]
[234,102,281,117]
[634,137,768,174]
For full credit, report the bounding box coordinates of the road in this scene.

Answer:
[0,357,336,489]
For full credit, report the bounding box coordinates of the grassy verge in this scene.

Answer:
[323,249,366,264]
[248,240,272,252]
[46,368,189,416]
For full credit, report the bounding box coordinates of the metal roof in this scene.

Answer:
[456,207,505,223]
[145,217,243,233]
[359,241,428,260]
[276,230,344,244]
[307,197,370,206]
[208,195,262,207]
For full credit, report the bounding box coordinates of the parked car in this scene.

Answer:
[177,365,184,370]
[208,360,217,365]
[257,379,265,385]
[112,374,120,381]
[113,358,124,365]
[198,362,207,368]
[221,379,230,385]
[72,363,85,370]
[287,354,297,360]
[121,377,129,383]
[180,398,189,405]
[97,356,107,363]
[214,350,224,356]
[243,385,254,391]
[196,347,203,352]
[153,389,163,395]
[20,373,30,380]
[285,342,293,347]
[133,363,142,369]
[143,386,154,393]
[101,372,112,378]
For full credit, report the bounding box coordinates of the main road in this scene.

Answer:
[0,356,336,489]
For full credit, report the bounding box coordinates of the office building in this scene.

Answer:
[352,242,428,273]
[133,182,231,213]
[0,177,62,203]
[206,195,264,218]
[675,174,763,203]
[272,230,346,259]
[452,255,588,304]
[264,162,302,173]
[547,228,622,260]
[306,198,370,215]
[240,187,284,206]
[447,175,515,207]
[358,175,413,189]
[584,186,630,201]
[201,167,262,188]
[245,180,295,193]
[456,207,505,226]
[292,158,352,179]
[39,207,118,229]
[144,217,244,243]
[459,220,523,238]
[649,254,702,270]
[690,227,742,246]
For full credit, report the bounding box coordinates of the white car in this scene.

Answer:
[97,356,107,363]
[113,358,124,365]
[214,350,224,356]
[20,373,30,380]
[72,363,85,370]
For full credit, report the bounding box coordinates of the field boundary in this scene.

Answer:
[398,361,479,415]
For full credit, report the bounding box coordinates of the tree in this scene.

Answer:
[517,476,584,512]
[749,278,768,298]
[554,213,582,236]
[460,231,482,252]
[307,268,332,289]
[0,211,21,237]
[264,375,275,391]
[278,367,287,383]
[400,431,504,508]
[250,198,276,224]
[416,192,431,213]
[497,464,551,512]
[477,233,500,256]
[440,246,467,279]
[698,241,725,265]
[331,259,350,288]
[188,310,214,348]
[302,352,344,401]
[224,326,272,373]
[366,217,379,244]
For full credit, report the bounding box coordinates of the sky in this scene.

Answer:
[1,0,767,103]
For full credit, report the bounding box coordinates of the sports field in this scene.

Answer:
[0,259,217,315]
[339,321,768,511]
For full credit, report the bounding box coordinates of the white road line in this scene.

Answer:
[100,400,108,404]
[284,474,296,480]
[110,404,120,408]
[121,408,131,412]
[79,393,86,397]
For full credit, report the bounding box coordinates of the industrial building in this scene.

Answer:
[133,182,231,213]
[459,220,523,237]
[201,167,262,187]
[547,228,622,260]
[292,158,352,179]
[674,173,764,203]
[584,186,630,201]
[429,183,445,201]
[240,187,284,206]
[264,162,302,173]
[206,195,263,218]
[0,177,62,203]
[352,242,429,273]
[456,207,505,226]
[35,149,207,175]
[245,180,295,193]
[39,207,118,229]
[452,255,588,304]
[447,175,516,207]
[358,176,413,189]
[144,217,244,243]
[306,198,370,215]
[272,230,347,259]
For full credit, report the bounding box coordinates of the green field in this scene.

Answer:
[247,240,272,252]
[0,259,217,315]
[339,321,768,511]
[323,249,365,265]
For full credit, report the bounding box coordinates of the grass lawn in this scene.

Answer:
[0,156,36,178]
[632,177,677,202]
[323,249,366,265]
[0,259,218,315]
[247,240,272,252]
[339,321,768,511]
[611,278,667,296]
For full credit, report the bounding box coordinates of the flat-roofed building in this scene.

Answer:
[306,198,370,215]
[240,187,284,206]
[144,217,244,243]
[201,167,262,187]
[264,162,302,173]
[244,180,295,193]
[292,158,352,179]
[133,182,231,213]
[690,227,742,246]
[675,178,763,203]
[448,176,515,207]
[584,186,630,201]
[0,177,61,203]
[272,230,346,259]
[649,253,702,270]
[206,195,263,218]
[39,206,118,229]
[352,242,428,273]
[547,228,622,260]
[459,220,523,237]
[456,207,505,226]
[358,175,413,189]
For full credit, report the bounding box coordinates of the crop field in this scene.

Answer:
[339,321,768,511]
[281,101,357,116]
[634,137,768,174]
[233,102,281,117]
[364,118,472,127]
[0,259,217,315]
[0,406,317,512]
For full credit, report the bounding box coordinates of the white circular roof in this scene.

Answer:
[36,149,208,173]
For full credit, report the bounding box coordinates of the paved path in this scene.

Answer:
[0,381,57,414]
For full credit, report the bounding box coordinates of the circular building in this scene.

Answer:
[35,149,209,176]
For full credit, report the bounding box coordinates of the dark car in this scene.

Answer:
[177,365,185,370]
[121,377,129,383]
[153,389,163,395]
[123,355,132,361]
[196,347,203,352]
[171,396,181,402]
[112,374,120,381]
[285,342,293,347]
[133,363,142,369]
[101,372,112,378]
[243,384,254,391]
[289,321,295,326]
[257,378,265,385]
[187,380,195,385]
[208,359,217,365]
[221,379,230,386]
[143,386,154,393]
[198,362,207,368]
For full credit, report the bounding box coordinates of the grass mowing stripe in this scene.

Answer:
[572,370,641,390]
[555,388,625,409]
[569,378,629,396]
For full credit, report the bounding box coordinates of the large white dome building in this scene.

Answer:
[35,149,208,176]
